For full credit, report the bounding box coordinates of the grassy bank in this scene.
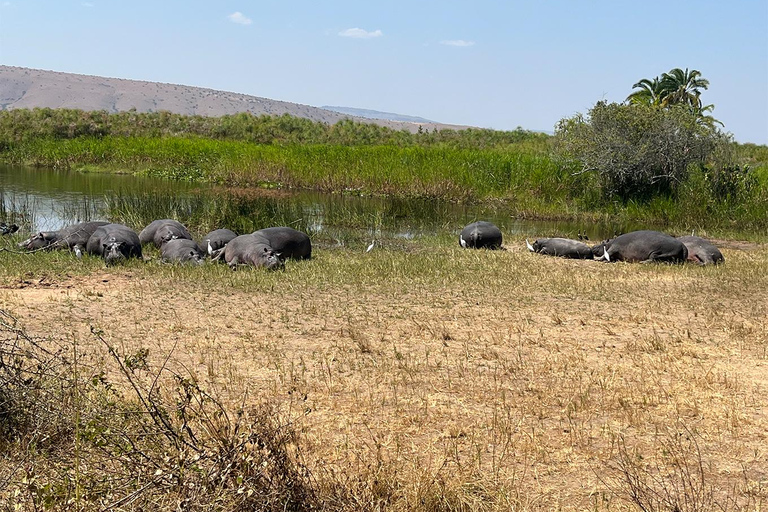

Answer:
[1,109,768,235]
[1,235,767,510]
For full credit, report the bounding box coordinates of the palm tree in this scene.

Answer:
[626,77,665,106]
[626,68,720,127]
[658,68,710,109]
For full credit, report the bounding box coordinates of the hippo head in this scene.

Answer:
[103,241,128,265]
[186,250,205,265]
[258,247,285,270]
[157,228,180,247]
[18,232,55,251]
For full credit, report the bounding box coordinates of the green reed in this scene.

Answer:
[3,133,768,235]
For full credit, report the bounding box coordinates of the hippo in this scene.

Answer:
[201,228,238,256]
[161,238,206,265]
[17,221,109,256]
[1,222,19,236]
[526,238,594,259]
[459,221,503,249]
[252,227,312,260]
[592,230,688,263]
[138,219,193,248]
[85,223,143,265]
[677,236,724,265]
[223,234,284,270]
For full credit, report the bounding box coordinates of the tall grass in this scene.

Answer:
[3,136,568,202]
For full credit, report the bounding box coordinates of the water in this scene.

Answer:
[0,164,629,244]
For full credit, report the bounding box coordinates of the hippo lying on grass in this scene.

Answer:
[85,223,143,265]
[252,227,312,260]
[526,238,593,259]
[592,230,687,263]
[161,238,206,265]
[201,228,238,256]
[139,219,193,248]
[677,236,724,265]
[1,222,19,236]
[18,221,109,256]
[222,234,284,270]
[459,221,503,249]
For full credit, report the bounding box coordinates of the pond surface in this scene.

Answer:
[0,164,632,245]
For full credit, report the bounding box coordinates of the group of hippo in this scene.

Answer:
[460,220,724,265]
[13,218,724,268]
[16,220,312,269]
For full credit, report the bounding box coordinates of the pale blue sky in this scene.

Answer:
[1,1,766,144]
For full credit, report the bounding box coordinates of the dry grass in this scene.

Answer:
[0,238,767,510]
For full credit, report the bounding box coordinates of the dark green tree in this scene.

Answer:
[555,101,726,199]
[627,68,721,127]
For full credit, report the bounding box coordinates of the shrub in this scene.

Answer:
[555,102,727,200]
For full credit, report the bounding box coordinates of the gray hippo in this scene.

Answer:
[252,227,312,260]
[139,219,193,248]
[161,238,206,265]
[18,221,109,256]
[526,238,593,259]
[459,221,503,249]
[677,236,724,265]
[85,223,143,265]
[1,222,19,236]
[201,228,238,256]
[223,234,284,270]
[592,230,688,263]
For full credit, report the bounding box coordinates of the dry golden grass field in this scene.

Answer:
[0,237,766,511]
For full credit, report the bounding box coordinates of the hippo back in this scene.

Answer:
[603,230,687,263]
[18,221,109,251]
[202,228,238,255]
[252,227,311,260]
[161,238,206,264]
[224,234,283,269]
[460,221,503,249]
[139,219,192,247]
[532,238,593,259]
[677,236,724,265]
[86,223,142,264]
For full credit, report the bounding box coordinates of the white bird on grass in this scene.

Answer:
[366,240,375,253]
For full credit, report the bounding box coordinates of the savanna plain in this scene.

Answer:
[1,234,766,511]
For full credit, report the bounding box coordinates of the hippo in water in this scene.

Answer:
[161,238,206,265]
[459,221,503,249]
[592,230,688,263]
[252,227,312,260]
[526,238,593,259]
[223,234,284,270]
[139,219,193,248]
[85,223,143,265]
[18,221,109,256]
[677,236,724,265]
[201,228,238,257]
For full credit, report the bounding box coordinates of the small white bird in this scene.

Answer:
[459,235,467,248]
[366,240,375,253]
[525,239,534,252]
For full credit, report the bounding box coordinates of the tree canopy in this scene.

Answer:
[626,68,721,128]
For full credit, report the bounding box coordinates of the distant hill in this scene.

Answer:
[321,106,435,124]
[0,66,470,133]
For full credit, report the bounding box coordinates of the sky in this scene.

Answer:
[1,1,766,144]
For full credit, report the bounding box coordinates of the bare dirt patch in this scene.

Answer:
[1,245,767,509]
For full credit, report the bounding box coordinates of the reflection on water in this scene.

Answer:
[1,164,634,243]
